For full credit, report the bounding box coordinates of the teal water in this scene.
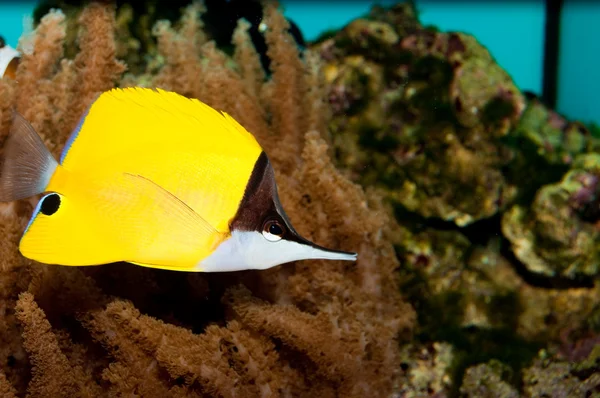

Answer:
[556,2,600,127]
[0,1,36,48]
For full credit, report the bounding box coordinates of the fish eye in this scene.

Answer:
[262,219,285,242]
[40,193,60,216]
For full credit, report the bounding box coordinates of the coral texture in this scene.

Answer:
[0,2,413,397]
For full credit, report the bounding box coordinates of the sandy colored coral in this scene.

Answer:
[10,4,125,157]
[0,2,412,396]
[85,298,306,396]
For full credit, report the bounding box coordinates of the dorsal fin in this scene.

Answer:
[60,88,262,171]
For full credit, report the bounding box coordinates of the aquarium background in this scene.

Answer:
[1,0,600,396]
[0,0,596,125]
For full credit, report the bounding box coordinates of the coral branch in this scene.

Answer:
[14,9,66,145]
[0,80,15,143]
[157,318,296,397]
[0,206,32,393]
[151,3,206,98]
[84,298,304,397]
[0,369,17,398]
[226,285,361,382]
[15,292,100,397]
[15,10,66,120]
[199,42,271,145]
[82,299,180,397]
[62,2,126,137]
[232,19,265,100]
[262,1,309,171]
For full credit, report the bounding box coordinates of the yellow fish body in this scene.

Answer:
[0,88,356,271]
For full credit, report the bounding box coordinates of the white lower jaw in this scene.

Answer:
[198,230,357,272]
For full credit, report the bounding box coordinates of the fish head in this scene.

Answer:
[202,152,357,271]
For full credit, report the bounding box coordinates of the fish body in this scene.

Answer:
[0,88,357,271]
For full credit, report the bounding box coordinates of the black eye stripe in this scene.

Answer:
[40,193,60,216]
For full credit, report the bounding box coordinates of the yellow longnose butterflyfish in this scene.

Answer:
[0,87,357,271]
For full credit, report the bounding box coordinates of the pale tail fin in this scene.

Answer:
[0,112,58,201]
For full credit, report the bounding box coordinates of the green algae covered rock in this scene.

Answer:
[502,153,600,279]
[522,348,600,397]
[401,31,525,131]
[396,226,600,388]
[513,98,593,166]
[315,2,600,395]
[311,2,600,394]
[313,4,524,227]
[460,361,519,398]
[397,342,456,397]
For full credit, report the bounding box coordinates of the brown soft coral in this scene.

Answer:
[0,369,18,398]
[0,1,413,396]
[15,292,100,397]
[85,298,304,396]
[14,292,101,397]
[10,4,125,157]
[0,204,33,392]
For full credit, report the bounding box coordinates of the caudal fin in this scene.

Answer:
[0,112,58,201]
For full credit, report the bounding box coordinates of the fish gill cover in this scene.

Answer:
[0,1,413,397]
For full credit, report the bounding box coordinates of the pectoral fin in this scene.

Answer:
[112,173,227,269]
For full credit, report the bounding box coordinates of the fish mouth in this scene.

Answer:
[273,191,357,261]
[294,233,358,262]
